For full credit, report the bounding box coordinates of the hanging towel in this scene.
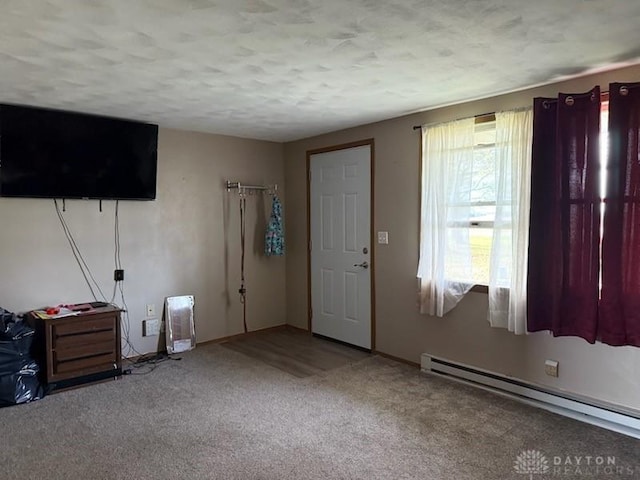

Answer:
[265,195,285,256]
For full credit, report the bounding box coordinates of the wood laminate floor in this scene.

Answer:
[220,327,370,378]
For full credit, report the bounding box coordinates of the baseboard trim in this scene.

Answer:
[284,324,311,334]
[374,350,420,368]
[421,353,640,439]
[198,324,289,346]
[312,333,372,353]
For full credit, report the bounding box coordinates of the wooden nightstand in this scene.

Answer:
[27,306,122,391]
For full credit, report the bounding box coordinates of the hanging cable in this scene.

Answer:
[110,200,121,303]
[110,200,145,359]
[54,199,107,302]
[239,189,248,333]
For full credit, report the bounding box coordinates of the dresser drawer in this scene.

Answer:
[53,316,115,338]
[54,340,115,362]
[55,330,116,349]
[54,352,117,376]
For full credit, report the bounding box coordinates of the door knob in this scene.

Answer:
[354,261,369,269]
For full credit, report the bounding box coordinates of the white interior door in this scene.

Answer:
[310,144,371,349]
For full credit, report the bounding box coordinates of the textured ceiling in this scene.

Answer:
[1,1,640,142]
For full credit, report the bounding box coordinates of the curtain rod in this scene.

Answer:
[412,88,621,131]
[412,112,495,131]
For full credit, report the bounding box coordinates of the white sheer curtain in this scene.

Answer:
[487,108,533,334]
[417,117,476,316]
[417,108,533,332]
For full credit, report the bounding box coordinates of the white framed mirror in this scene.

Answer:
[165,295,196,354]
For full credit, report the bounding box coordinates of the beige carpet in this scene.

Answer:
[1,342,638,480]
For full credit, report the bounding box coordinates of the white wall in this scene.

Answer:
[284,64,640,412]
[0,128,286,355]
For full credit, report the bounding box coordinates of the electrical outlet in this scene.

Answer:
[146,303,155,317]
[377,231,389,244]
[143,318,160,337]
[545,359,559,377]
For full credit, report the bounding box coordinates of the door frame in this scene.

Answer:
[306,138,376,351]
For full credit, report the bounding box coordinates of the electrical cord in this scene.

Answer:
[107,200,125,312]
[54,199,107,302]
[110,200,120,304]
[111,200,146,359]
[114,200,122,272]
[123,352,182,375]
[117,281,140,358]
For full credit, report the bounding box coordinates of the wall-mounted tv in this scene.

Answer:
[0,104,158,200]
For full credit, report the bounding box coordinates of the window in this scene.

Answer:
[447,117,497,286]
[420,86,637,343]
[438,116,514,288]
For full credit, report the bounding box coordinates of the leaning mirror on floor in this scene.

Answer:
[165,295,196,354]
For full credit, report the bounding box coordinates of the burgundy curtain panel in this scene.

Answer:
[527,97,560,334]
[599,83,640,347]
[528,87,601,342]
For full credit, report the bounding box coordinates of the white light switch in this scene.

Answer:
[377,231,389,244]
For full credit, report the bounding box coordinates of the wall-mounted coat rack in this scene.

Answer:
[225,180,277,196]
[225,179,279,334]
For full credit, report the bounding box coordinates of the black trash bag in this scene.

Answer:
[0,359,45,407]
[0,307,14,333]
[0,308,45,407]
[0,313,35,364]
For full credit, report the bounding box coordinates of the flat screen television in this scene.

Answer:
[0,104,158,200]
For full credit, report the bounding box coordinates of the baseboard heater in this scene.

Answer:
[421,354,640,439]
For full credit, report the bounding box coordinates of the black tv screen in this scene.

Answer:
[0,104,158,200]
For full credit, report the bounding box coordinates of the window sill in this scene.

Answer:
[470,284,488,294]
[439,280,490,294]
